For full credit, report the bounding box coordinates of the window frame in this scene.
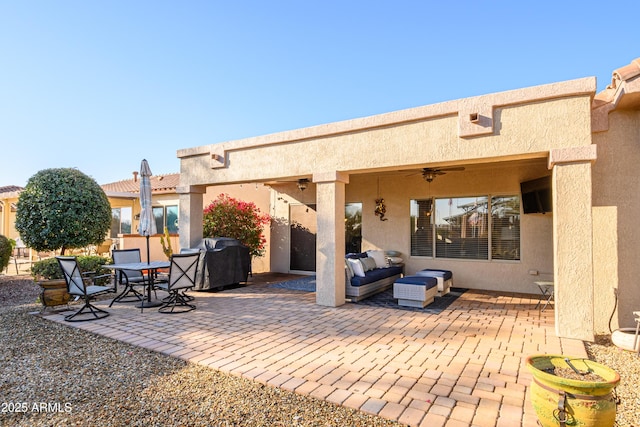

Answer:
[153,204,179,234]
[110,207,132,238]
[410,194,520,262]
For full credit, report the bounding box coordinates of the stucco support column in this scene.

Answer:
[313,171,349,307]
[176,185,206,250]
[549,145,597,341]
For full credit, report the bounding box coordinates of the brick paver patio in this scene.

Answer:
[41,275,586,427]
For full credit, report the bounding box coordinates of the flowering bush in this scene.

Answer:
[203,194,271,258]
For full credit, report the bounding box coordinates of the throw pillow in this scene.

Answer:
[345,259,354,279]
[366,250,387,268]
[360,256,377,272]
[347,258,365,277]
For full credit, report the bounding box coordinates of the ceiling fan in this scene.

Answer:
[414,167,466,182]
[265,178,311,191]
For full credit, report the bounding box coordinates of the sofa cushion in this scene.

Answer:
[366,250,387,268]
[346,252,368,259]
[395,275,438,288]
[416,269,453,281]
[345,259,354,279]
[347,258,366,277]
[349,265,403,287]
[360,256,377,272]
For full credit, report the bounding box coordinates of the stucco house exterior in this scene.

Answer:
[0,186,23,241]
[176,58,640,342]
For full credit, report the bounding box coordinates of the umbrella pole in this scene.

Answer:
[146,235,151,264]
[146,235,152,304]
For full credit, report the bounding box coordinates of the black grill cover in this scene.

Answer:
[195,238,250,291]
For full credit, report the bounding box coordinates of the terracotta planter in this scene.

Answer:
[37,279,70,308]
[526,354,619,427]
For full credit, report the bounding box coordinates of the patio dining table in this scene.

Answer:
[104,260,170,308]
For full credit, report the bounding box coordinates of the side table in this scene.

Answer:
[534,281,554,312]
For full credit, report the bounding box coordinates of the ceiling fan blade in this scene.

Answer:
[437,166,465,172]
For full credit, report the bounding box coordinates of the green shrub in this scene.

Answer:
[0,235,12,271]
[32,256,112,284]
[15,168,111,254]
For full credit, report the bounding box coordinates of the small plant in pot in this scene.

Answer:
[525,354,620,427]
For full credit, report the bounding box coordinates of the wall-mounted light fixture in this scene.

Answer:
[297,178,309,191]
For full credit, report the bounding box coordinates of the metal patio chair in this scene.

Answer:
[155,252,200,313]
[56,256,114,322]
[109,248,152,307]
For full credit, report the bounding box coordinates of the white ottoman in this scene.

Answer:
[415,269,453,296]
[393,276,438,308]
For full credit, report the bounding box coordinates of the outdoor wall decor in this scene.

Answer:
[374,198,388,221]
[374,178,388,221]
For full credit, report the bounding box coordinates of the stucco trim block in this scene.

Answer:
[548,145,597,169]
[313,171,350,184]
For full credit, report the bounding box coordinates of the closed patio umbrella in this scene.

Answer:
[138,159,157,264]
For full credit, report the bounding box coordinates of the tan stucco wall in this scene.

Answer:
[0,195,20,240]
[179,89,594,186]
[118,234,180,262]
[592,109,640,332]
[552,160,595,341]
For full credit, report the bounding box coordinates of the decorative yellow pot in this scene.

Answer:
[526,354,619,427]
[37,279,70,307]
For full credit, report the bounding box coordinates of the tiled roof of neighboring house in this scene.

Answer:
[0,186,24,197]
[101,173,180,196]
[592,57,640,132]
[593,57,640,106]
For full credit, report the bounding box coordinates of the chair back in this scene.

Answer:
[112,249,144,282]
[180,248,205,286]
[57,256,85,296]
[168,252,200,291]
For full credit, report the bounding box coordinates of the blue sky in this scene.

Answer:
[1,1,637,187]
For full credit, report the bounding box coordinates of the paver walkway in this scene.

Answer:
[42,276,586,427]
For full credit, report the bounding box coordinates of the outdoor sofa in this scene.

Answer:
[345,251,403,301]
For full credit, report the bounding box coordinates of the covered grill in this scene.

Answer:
[194,238,251,291]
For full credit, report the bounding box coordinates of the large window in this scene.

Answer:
[153,205,179,234]
[410,199,433,257]
[491,196,521,260]
[345,203,362,254]
[411,195,520,261]
[435,197,489,259]
[111,207,132,238]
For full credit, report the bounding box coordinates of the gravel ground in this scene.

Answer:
[1,275,639,426]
